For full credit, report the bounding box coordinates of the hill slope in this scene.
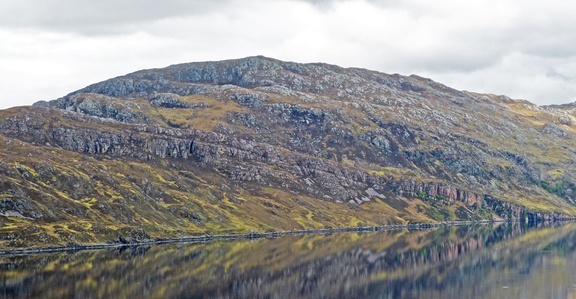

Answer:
[0,56,575,247]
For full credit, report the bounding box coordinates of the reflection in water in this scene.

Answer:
[1,222,576,298]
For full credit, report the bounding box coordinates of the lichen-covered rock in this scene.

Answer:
[36,93,142,123]
[542,121,568,138]
[148,92,207,109]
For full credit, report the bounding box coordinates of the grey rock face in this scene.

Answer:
[38,93,141,123]
[232,93,266,108]
[148,93,207,109]
[371,136,391,152]
[67,56,461,102]
[542,122,568,138]
[0,198,43,220]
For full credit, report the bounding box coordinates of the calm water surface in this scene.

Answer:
[1,222,576,298]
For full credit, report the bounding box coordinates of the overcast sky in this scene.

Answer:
[1,0,575,109]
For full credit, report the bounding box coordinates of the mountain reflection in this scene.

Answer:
[1,222,576,299]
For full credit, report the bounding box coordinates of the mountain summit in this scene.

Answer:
[1,56,575,247]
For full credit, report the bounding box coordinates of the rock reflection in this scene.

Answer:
[1,222,576,298]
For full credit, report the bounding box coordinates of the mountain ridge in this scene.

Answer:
[1,56,575,247]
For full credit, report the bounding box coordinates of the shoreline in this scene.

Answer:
[0,219,573,256]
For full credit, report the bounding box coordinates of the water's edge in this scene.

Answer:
[1,219,573,256]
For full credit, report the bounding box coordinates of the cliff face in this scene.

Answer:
[0,56,575,247]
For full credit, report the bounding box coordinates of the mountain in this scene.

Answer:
[0,56,575,247]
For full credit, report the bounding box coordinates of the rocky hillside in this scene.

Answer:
[0,56,575,247]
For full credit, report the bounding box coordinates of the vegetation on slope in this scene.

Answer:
[0,56,575,247]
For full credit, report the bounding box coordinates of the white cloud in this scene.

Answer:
[421,53,576,104]
[1,0,575,109]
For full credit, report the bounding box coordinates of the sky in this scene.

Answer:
[1,0,575,109]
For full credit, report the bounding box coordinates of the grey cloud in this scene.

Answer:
[546,70,575,82]
[294,0,401,11]
[0,0,233,35]
[295,0,396,5]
